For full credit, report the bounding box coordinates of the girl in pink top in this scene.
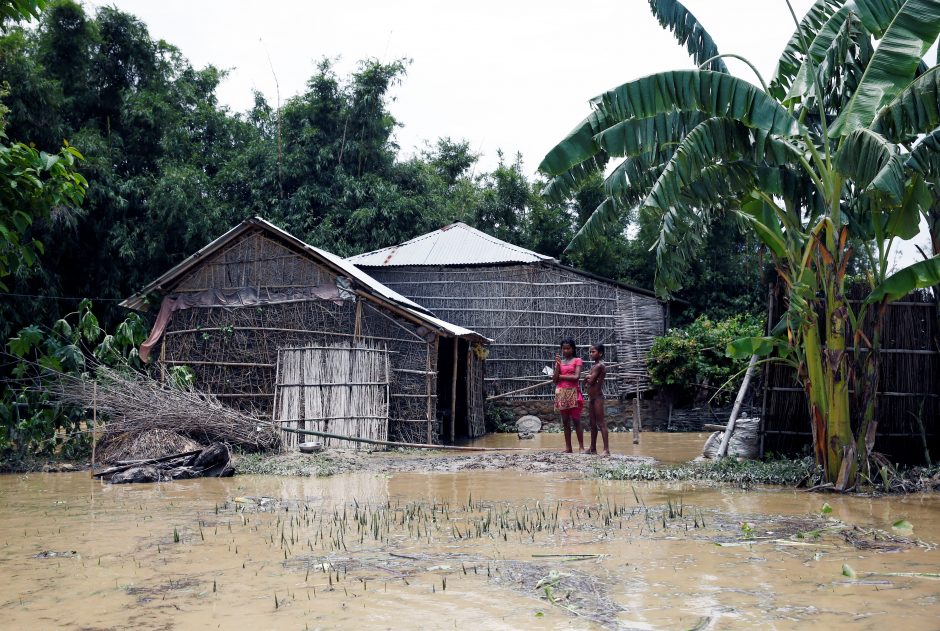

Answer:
[553,338,585,453]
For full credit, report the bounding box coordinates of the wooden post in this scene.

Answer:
[632,383,641,445]
[758,283,774,458]
[719,354,759,458]
[90,381,97,477]
[426,340,435,444]
[450,337,458,444]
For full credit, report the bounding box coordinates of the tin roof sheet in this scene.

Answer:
[347,222,555,267]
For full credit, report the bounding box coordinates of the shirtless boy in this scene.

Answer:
[585,344,609,457]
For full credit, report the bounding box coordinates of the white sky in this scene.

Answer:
[97,0,932,267]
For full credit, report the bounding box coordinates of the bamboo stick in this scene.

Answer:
[718,354,759,458]
[281,427,537,451]
[90,382,97,477]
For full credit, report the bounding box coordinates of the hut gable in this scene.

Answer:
[172,230,337,294]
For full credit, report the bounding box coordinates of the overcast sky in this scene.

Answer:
[97,0,932,266]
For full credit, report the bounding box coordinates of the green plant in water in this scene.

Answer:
[541,0,940,489]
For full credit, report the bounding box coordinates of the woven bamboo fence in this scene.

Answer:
[274,343,390,450]
[366,263,666,401]
[157,229,441,445]
[762,285,939,465]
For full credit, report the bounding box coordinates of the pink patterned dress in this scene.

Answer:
[554,358,584,418]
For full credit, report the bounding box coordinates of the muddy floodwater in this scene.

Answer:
[2,466,939,630]
[464,431,711,464]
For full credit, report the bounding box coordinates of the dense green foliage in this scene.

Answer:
[0,300,148,463]
[0,0,761,342]
[647,315,763,406]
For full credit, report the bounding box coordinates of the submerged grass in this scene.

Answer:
[235,452,351,477]
[594,457,823,488]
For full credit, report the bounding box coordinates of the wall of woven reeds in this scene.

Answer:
[366,263,666,401]
[762,285,939,465]
[158,229,442,444]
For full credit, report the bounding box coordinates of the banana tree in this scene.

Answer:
[540,0,940,488]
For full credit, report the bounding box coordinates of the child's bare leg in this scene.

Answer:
[596,399,610,457]
[562,415,573,453]
[588,405,598,454]
[574,415,585,453]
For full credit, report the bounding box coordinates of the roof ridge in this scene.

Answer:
[450,222,549,258]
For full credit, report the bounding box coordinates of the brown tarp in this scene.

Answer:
[139,286,344,362]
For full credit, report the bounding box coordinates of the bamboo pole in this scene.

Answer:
[281,427,538,451]
[90,381,97,477]
[718,354,759,458]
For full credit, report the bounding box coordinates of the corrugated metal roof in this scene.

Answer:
[348,222,555,267]
[120,217,489,341]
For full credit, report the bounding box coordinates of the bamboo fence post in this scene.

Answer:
[90,381,97,477]
[450,337,458,443]
[426,340,435,444]
[718,354,759,458]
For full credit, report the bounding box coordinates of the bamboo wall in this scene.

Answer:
[365,263,666,401]
[762,286,939,465]
[158,230,441,444]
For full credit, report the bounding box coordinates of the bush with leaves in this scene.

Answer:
[0,299,148,464]
[647,315,762,407]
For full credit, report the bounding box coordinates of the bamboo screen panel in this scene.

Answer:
[367,264,665,400]
[273,343,390,451]
[762,286,939,465]
[467,348,486,437]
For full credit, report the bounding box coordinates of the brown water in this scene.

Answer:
[465,431,711,464]
[2,470,938,630]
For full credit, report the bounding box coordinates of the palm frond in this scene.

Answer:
[871,65,940,142]
[769,0,847,100]
[853,0,903,37]
[905,127,940,177]
[647,0,728,72]
[829,0,940,136]
[834,128,905,201]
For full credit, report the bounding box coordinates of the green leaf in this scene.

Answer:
[892,518,913,533]
[829,0,940,136]
[726,336,778,359]
[55,344,85,371]
[842,563,857,578]
[737,198,788,259]
[8,325,44,357]
[565,198,624,254]
[821,502,833,514]
[833,128,905,202]
[865,256,940,304]
[647,0,728,72]
[885,175,931,240]
[769,0,846,99]
[37,355,62,372]
[905,128,940,177]
[872,65,940,142]
[542,152,609,203]
[540,70,801,177]
[79,310,100,343]
[854,0,903,37]
[784,5,854,102]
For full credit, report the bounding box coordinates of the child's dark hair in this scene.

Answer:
[591,343,605,357]
[559,338,577,354]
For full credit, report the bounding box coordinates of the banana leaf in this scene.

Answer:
[829,0,940,136]
[833,128,906,201]
[647,0,728,72]
[769,0,847,99]
[865,255,940,303]
[871,65,940,142]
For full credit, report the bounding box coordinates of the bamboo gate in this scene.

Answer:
[273,343,390,450]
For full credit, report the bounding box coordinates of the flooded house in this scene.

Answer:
[121,218,489,447]
[348,223,669,425]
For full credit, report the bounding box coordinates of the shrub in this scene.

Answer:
[648,315,762,406]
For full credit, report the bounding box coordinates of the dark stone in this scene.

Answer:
[169,467,199,480]
[193,443,229,468]
[110,466,161,484]
[202,462,235,478]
